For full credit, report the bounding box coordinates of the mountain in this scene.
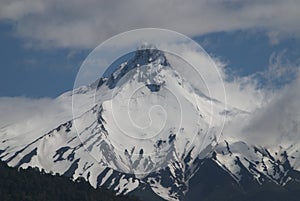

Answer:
[1,46,300,201]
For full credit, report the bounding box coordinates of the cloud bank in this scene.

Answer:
[0,0,300,49]
[246,74,300,147]
[225,70,300,147]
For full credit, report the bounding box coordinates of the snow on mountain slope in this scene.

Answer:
[0,47,299,201]
[213,139,300,186]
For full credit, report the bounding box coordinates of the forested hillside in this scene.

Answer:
[0,162,141,201]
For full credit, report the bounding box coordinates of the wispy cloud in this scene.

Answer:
[0,0,299,49]
[248,49,300,90]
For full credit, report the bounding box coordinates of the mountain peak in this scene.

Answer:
[132,44,169,67]
[106,45,169,89]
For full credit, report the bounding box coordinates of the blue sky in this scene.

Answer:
[0,0,299,98]
[0,25,299,98]
[0,23,88,98]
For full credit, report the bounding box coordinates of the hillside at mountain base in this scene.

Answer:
[0,161,141,201]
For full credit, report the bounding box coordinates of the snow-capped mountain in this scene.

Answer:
[1,47,299,201]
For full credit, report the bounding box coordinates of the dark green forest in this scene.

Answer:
[1,159,300,201]
[0,162,141,201]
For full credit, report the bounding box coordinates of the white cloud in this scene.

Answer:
[263,50,299,87]
[223,64,300,147]
[0,97,56,127]
[0,0,299,49]
[0,96,73,146]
